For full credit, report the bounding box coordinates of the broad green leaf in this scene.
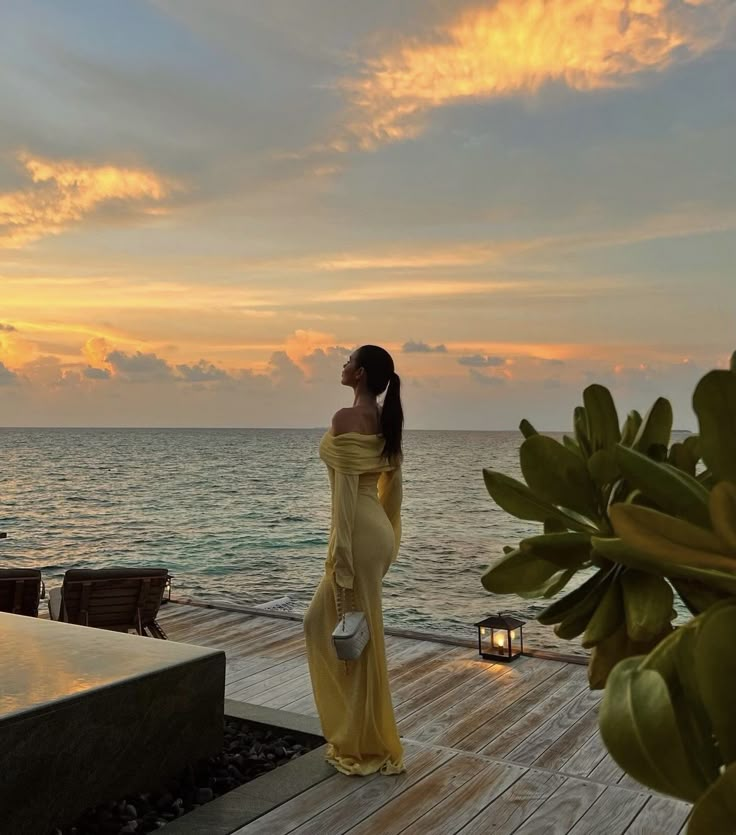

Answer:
[620,410,643,447]
[574,406,592,458]
[520,531,592,567]
[709,481,736,553]
[482,469,591,531]
[537,568,609,626]
[621,569,674,643]
[582,574,623,648]
[583,384,621,451]
[600,658,709,801]
[614,445,711,529]
[688,762,736,835]
[668,435,701,476]
[695,600,736,764]
[519,435,600,522]
[588,622,630,689]
[593,534,736,596]
[671,578,733,616]
[610,503,730,560]
[563,435,584,459]
[693,370,736,483]
[641,623,721,790]
[633,397,673,456]
[588,449,621,486]
[544,517,568,534]
[481,549,574,597]
[519,419,537,439]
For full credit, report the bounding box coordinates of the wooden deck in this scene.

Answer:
[157,602,691,835]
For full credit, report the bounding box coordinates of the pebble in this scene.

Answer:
[55,718,320,834]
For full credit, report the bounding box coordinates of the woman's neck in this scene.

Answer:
[353,391,377,409]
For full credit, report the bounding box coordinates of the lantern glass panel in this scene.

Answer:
[491,628,510,658]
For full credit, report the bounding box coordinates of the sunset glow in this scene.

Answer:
[1,0,734,428]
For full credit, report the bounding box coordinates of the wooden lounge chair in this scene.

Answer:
[48,567,170,638]
[0,568,44,616]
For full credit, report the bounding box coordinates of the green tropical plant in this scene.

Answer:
[596,363,736,833]
[481,352,736,833]
[481,384,685,687]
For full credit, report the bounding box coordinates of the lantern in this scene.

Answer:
[475,614,525,662]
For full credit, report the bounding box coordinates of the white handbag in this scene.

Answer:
[332,588,370,661]
[332,611,371,660]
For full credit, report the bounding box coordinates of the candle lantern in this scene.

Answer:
[475,614,525,662]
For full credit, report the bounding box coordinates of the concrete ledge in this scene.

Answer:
[161,704,329,835]
[0,614,225,835]
[224,699,322,739]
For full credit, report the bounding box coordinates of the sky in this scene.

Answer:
[1,0,735,429]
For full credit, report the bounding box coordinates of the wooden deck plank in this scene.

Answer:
[278,690,319,716]
[389,644,467,684]
[501,689,602,766]
[588,752,624,785]
[393,656,512,718]
[292,747,456,835]
[451,665,581,753]
[511,777,606,834]
[225,655,306,691]
[562,728,607,778]
[156,603,678,834]
[477,670,591,759]
[567,786,648,834]
[532,706,602,770]
[233,743,452,835]
[253,673,314,709]
[399,760,527,835]
[227,659,310,700]
[625,795,691,834]
[396,658,550,740]
[343,753,488,835]
[455,770,566,835]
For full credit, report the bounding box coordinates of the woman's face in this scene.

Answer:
[341,352,362,387]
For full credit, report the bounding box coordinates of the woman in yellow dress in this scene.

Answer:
[304,344,405,776]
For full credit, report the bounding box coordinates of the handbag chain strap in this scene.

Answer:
[336,585,356,674]
[336,585,355,627]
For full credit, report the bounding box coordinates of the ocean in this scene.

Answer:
[0,427,667,656]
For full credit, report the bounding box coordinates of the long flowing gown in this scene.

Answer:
[304,431,405,776]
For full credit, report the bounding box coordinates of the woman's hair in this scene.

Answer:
[355,344,403,461]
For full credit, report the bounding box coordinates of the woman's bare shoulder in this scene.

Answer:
[331,408,362,436]
[331,407,379,436]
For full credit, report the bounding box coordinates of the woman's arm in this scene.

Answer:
[331,470,359,589]
[378,467,402,560]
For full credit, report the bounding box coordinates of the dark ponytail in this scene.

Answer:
[354,345,404,462]
[380,372,403,462]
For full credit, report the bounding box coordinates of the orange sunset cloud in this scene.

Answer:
[339,0,732,148]
[0,152,172,247]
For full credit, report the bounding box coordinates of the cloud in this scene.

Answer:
[176,360,232,382]
[0,323,17,333]
[84,366,112,380]
[0,361,19,385]
[301,345,351,383]
[338,0,733,148]
[268,350,305,384]
[0,152,173,248]
[469,368,506,386]
[106,349,174,381]
[327,279,520,302]
[458,354,506,367]
[403,340,447,354]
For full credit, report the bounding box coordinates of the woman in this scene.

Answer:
[304,344,405,776]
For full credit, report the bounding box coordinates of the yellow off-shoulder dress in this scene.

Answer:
[304,431,405,776]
